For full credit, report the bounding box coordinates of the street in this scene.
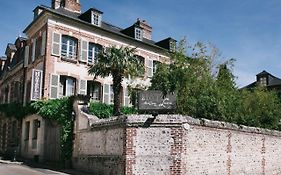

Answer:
[0,164,72,175]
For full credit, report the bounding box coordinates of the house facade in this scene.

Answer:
[0,0,175,161]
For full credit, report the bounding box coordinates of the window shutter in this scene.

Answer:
[24,46,29,67]
[79,79,87,95]
[41,31,46,56]
[52,32,61,56]
[124,87,130,106]
[146,59,153,77]
[80,40,88,62]
[50,74,60,99]
[103,84,110,104]
[32,38,37,62]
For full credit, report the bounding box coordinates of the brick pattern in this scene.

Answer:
[124,128,136,175]
[170,128,183,175]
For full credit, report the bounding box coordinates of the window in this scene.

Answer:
[92,13,100,26]
[135,28,142,41]
[153,61,160,75]
[25,121,30,140]
[88,43,102,64]
[135,55,145,76]
[110,85,114,104]
[260,77,267,86]
[61,35,77,60]
[170,40,176,52]
[87,81,102,101]
[32,119,39,139]
[59,76,76,97]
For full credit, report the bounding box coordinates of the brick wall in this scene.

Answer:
[73,110,281,175]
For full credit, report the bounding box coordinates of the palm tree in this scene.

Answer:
[88,46,144,116]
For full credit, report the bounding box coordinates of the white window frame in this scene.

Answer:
[135,28,142,41]
[61,36,77,60]
[91,12,101,26]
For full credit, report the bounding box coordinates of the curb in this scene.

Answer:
[0,159,23,165]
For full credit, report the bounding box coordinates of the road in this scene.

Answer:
[0,164,70,175]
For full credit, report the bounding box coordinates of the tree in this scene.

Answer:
[88,46,144,116]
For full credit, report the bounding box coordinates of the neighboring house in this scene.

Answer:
[242,70,281,91]
[0,0,175,161]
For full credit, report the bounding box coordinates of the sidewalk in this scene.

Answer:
[0,158,93,175]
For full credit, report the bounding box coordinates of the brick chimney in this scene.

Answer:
[135,19,152,40]
[52,0,81,13]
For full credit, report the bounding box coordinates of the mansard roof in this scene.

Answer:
[24,5,169,52]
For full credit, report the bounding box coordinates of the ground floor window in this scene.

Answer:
[87,81,102,101]
[59,76,76,97]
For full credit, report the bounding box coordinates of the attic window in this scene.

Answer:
[135,28,142,41]
[92,12,100,26]
[170,41,176,52]
[259,77,267,86]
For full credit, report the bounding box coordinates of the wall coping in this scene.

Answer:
[88,114,281,137]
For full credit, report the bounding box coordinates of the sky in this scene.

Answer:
[1,0,281,87]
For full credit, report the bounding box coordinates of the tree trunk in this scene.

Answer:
[112,72,122,116]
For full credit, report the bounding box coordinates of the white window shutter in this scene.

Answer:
[41,31,46,56]
[79,79,87,95]
[24,46,29,67]
[103,84,110,104]
[50,74,60,99]
[32,38,37,62]
[146,59,153,77]
[52,32,61,56]
[124,87,130,106]
[80,40,88,62]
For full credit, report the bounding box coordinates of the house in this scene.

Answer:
[242,70,281,91]
[0,0,175,162]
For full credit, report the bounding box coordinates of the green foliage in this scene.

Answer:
[151,39,281,130]
[31,97,74,165]
[239,88,281,130]
[88,46,144,115]
[89,102,137,119]
[0,103,35,119]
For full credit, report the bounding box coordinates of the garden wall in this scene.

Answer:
[72,106,281,175]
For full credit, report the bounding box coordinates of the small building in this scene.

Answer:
[242,70,281,91]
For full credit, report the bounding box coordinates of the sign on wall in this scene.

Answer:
[31,69,43,101]
[137,90,176,114]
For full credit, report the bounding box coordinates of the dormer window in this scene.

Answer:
[92,12,101,26]
[170,40,176,52]
[259,77,267,86]
[135,28,142,41]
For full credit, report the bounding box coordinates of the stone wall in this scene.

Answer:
[73,109,281,175]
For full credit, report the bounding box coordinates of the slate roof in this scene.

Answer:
[25,5,166,51]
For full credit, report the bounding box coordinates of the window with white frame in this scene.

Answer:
[153,60,160,75]
[103,84,114,104]
[59,76,76,98]
[61,35,77,60]
[135,28,142,41]
[259,77,267,86]
[87,81,102,101]
[135,55,145,76]
[92,12,100,26]
[88,43,102,64]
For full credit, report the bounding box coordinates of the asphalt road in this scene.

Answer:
[0,164,69,175]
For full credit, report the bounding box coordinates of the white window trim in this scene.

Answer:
[146,58,153,77]
[135,28,143,41]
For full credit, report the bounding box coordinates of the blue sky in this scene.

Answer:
[1,0,281,87]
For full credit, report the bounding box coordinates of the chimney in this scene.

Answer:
[135,19,152,40]
[52,0,61,9]
[52,0,81,13]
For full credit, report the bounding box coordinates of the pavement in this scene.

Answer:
[0,159,93,175]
